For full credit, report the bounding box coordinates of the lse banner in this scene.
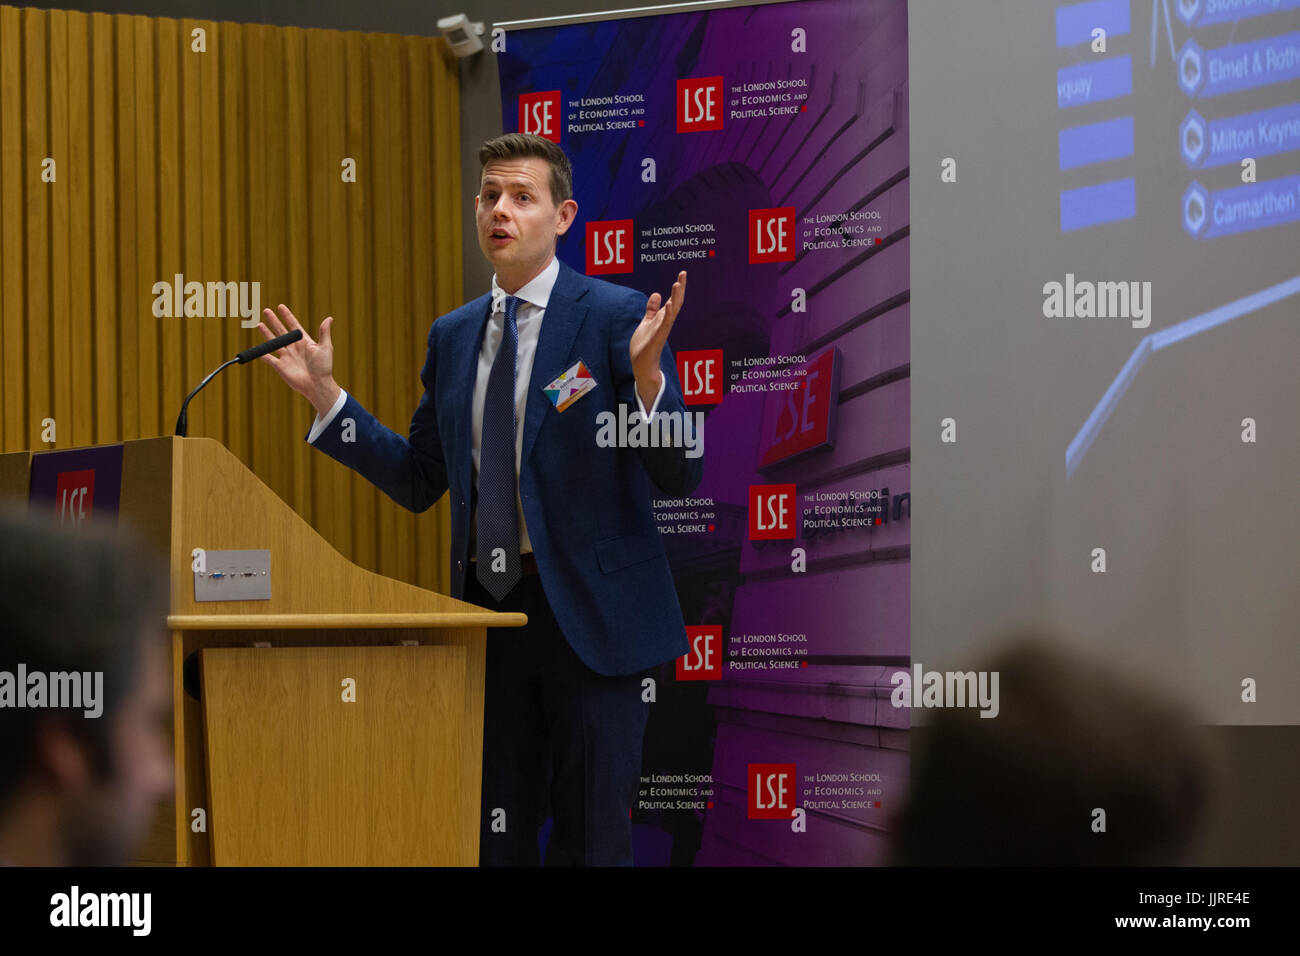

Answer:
[28,445,124,528]
[499,0,909,865]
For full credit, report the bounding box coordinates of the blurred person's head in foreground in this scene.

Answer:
[890,633,1216,865]
[0,505,171,866]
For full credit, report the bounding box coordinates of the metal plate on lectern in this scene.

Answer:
[194,549,271,602]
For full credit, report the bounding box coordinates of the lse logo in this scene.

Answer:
[676,76,724,133]
[518,91,562,142]
[677,349,723,405]
[748,763,796,819]
[585,219,634,275]
[757,348,841,469]
[676,626,722,681]
[54,469,96,527]
[748,484,796,540]
[748,207,796,264]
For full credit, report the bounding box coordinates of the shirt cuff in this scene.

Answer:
[307,388,349,444]
[635,373,667,423]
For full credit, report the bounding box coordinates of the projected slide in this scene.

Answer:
[1055,1,1300,474]
[911,0,1299,725]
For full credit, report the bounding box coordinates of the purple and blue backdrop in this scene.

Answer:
[498,0,909,866]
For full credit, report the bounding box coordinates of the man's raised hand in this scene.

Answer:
[630,270,687,409]
[258,304,340,416]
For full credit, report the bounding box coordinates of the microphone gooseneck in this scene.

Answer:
[174,329,303,436]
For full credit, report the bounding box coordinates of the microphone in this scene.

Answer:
[174,329,303,436]
[235,329,303,365]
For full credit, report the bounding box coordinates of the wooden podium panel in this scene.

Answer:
[202,644,473,866]
[1,437,526,866]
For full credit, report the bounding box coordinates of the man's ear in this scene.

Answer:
[555,198,578,236]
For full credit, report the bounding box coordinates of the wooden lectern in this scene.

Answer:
[0,436,525,866]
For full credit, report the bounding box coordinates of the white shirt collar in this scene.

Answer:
[491,255,559,312]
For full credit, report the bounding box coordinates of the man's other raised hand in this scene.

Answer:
[258,304,341,416]
[631,270,686,410]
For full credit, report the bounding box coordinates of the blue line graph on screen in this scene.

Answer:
[1152,0,1176,67]
[1065,274,1300,478]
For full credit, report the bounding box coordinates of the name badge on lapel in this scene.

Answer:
[543,359,597,412]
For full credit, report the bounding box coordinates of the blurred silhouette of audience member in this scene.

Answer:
[0,505,172,866]
[890,634,1216,865]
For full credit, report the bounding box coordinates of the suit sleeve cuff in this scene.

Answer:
[636,373,667,423]
[307,388,349,444]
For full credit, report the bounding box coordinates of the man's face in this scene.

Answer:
[474,156,576,286]
[62,636,173,865]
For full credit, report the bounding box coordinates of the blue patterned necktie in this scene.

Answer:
[476,293,522,600]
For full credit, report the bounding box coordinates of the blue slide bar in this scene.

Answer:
[1059,115,1135,169]
[1198,31,1300,97]
[1060,178,1137,230]
[1201,174,1300,238]
[1058,55,1132,108]
[1196,102,1300,168]
[1056,0,1130,47]
[1182,0,1300,28]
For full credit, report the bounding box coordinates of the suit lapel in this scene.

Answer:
[521,259,589,468]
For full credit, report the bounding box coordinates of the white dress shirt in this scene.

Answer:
[308,254,666,556]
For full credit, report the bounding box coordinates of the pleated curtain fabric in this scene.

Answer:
[0,5,462,595]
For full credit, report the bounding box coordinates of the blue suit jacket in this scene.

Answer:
[308,258,703,676]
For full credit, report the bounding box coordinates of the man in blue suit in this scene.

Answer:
[257,132,702,865]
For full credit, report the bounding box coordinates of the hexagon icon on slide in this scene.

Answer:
[1178,40,1205,97]
[1180,110,1207,168]
[1182,181,1209,237]
[1176,0,1201,28]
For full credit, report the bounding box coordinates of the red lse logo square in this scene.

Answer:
[518,90,562,142]
[677,349,723,405]
[748,483,796,539]
[585,219,634,275]
[756,348,839,469]
[748,763,796,819]
[676,626,722,680]
[54,469,96,526]
[748,207,796,264]
[676,76,724,133]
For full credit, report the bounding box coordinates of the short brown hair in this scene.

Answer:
[477,133,573,207]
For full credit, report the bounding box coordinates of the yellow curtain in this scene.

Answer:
[0,5,461,595]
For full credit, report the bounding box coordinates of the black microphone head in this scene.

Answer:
[237,328,302,364]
